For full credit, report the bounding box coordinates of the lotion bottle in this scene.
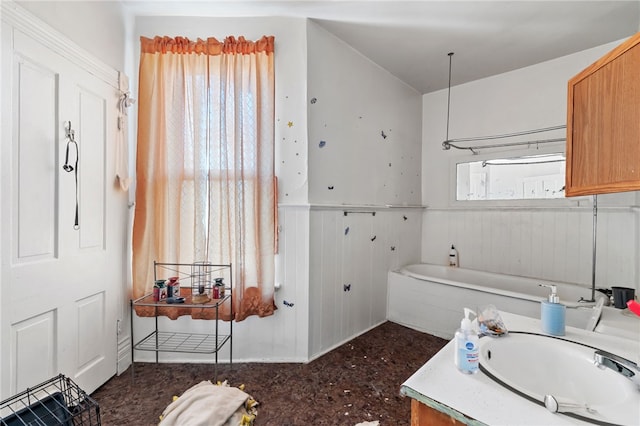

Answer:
[540,284,566,336]
[454,308,479,374]
[449,245,459,267]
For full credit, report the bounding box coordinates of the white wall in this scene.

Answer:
[422,39,640,296]
[132,16,312,362]
[306,22,423,357]
[130,17,424,362]
[15,0,125,71]
[306,22,422,206]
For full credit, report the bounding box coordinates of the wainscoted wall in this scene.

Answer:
[422,37,640,297]
[305,21,423,358]
[308,207,422,358]
[133,205,312,364]
[422,206,638,290]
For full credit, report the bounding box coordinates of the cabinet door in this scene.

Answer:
[566,32,640,197]
[410,399,467,426]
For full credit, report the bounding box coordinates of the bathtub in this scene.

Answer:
[387,263,606,339]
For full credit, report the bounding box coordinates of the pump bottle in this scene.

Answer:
[454,308,479,374]
[449,245,459,267]
[540,284,566,336]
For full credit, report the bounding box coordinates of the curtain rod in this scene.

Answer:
[441,53,567,155]
[442,125,567,154]
[444,137,566,154]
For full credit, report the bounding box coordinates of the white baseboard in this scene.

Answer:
[117,335,131,375]
[306,320,387,363]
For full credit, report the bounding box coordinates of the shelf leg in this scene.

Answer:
[214,303,219,381]
[130,299,135,382]
[154,307,159,364]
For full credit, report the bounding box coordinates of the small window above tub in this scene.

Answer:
[456,153,566,201]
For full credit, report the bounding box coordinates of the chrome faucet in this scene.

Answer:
[594,350,640,387]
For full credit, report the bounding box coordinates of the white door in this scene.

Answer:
[1,24,123,397]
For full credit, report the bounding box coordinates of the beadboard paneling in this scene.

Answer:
[309,208,422,358]
[422,207,638,292]
[133,206,311,364]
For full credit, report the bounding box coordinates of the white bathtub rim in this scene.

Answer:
[392,264,605,308]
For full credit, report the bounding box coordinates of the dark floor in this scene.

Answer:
[91,322,448,426]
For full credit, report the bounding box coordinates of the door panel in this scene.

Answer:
[3,27,119,396]
[76,292,106,376]
[77,87,106,250]
[13,56,57,262]
[11,312,56,393]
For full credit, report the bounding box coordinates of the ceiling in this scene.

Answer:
[121,1,640,94]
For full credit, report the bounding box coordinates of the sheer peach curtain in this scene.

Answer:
[133,35,276,321]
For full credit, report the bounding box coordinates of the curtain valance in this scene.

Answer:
[140,35,275,55]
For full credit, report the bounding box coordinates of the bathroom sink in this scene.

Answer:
[479,332,640,425]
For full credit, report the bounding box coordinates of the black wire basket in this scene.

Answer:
[0,374,100,425]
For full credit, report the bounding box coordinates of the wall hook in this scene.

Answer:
[65,121,75,142]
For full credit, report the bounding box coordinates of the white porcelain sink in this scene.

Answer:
[479,332,640,425]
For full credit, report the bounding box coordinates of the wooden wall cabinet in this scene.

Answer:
[565,32,640,197]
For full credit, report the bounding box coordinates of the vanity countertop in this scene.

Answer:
[400,311,640,425]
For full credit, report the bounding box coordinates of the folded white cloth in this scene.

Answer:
[159,380,250,426]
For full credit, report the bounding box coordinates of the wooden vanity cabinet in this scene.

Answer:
[565,32,640,197]
[410,400,468,426]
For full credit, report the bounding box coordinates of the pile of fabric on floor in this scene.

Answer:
[159,380,258,426]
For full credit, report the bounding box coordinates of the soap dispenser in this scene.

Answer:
[454,308,479,374]
[539,284,566,336]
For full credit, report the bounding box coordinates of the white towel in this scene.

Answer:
[116,72,131,191]
[159,381,250,426]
